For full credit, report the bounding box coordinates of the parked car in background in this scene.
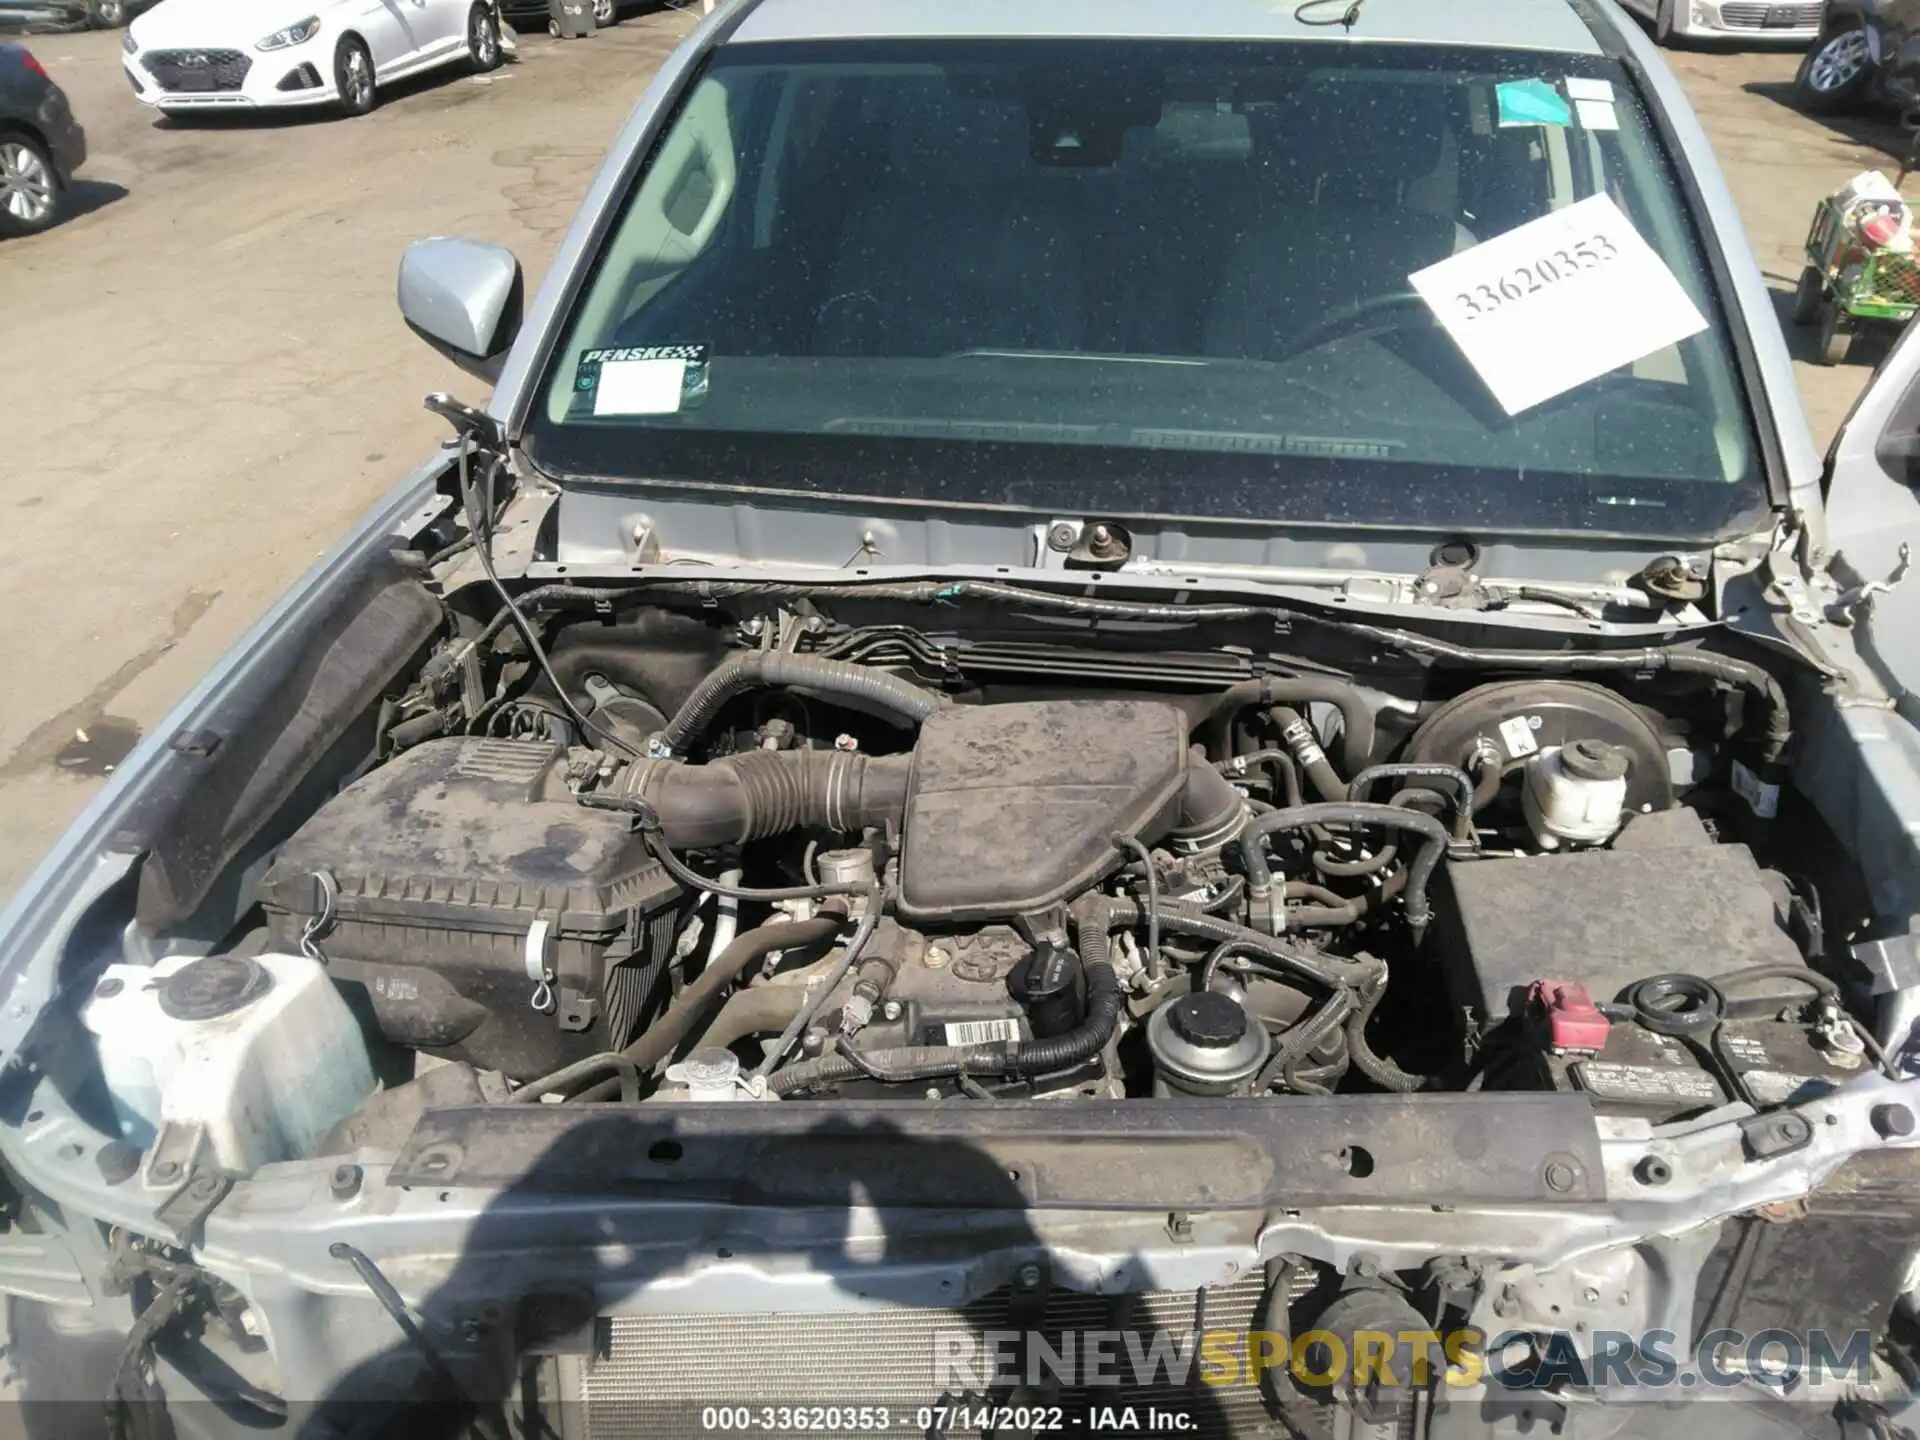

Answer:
[122,0,504,118]
[0,41,84,236]
[10,1,1920,1437]
[1613,0,1821,46]
[1796,0,1920,113]
[496,0,616,31]
[0,0,148,30]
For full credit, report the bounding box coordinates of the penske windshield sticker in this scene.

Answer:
[575,344,709,416]
[1407,194,1707,415]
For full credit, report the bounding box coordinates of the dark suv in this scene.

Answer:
[0,42,85,237]
[1796,0,1920,113]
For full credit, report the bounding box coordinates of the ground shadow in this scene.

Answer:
[264,1107,1251,1440]
[1766,278,1903,370]
[60,178,127,224]
[1744,79,1915,164]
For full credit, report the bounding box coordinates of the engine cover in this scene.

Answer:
[897,699,1190,922]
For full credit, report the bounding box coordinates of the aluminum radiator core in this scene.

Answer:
[573,1274,1310,1439]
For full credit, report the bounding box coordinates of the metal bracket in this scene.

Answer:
[1739,1110,1814,1162]
[153,1172,232,1247]
[1827,542,1911,627]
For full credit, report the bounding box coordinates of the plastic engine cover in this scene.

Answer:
[898,699,1189,921]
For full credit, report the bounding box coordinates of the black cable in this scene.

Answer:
[1254,990,1354,1092]
[1114,833,1162,980]
[329,1243,502,1438]
[750,886,887,1080]
[460,447,636,756]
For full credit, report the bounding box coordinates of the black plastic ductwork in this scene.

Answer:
[626,734,1243,855]
[621,749,913,850]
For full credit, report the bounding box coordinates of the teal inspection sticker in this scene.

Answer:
[1495,78,1571,128]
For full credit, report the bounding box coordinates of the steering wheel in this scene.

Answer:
[1276,290,1441,362]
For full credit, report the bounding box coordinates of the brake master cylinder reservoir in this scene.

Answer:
[1521,739,1630,850]
[82,953,375,1174]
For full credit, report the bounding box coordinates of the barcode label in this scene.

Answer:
[944,1018,1022,1045]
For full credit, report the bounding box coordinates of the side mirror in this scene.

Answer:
[397,237,524,383]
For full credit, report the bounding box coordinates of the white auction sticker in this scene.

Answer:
[594,356,688,416]
[1407,193,1708,415]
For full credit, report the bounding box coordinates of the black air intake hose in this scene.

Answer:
[622,750,914,849]
[659,653,948,754]
[626,740,1239,852]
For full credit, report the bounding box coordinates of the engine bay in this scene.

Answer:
[177,574,1879,1128]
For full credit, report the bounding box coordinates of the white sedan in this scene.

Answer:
[120,0,505,118]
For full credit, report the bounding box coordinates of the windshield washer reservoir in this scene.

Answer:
[82,953,375,1175]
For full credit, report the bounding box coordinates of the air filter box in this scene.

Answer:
[259,738,682,1079]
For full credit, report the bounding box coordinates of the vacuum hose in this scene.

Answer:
[1237,802,1451,937]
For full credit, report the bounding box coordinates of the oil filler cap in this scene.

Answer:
[1166,991,1248,1049]
[158,956,274,1021]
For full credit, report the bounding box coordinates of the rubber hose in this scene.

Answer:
[750,893,886,1081]
[1258,1259,1308,1422]
[1348,763,1477,836]
[1101,896,1380,989]
[1711,963,1840,997]
[619,917,841,1074]
[1345,981,1425,1092]
[1208,678,1374,776]
[1273,705,1347,801]
[1281,881,1365,928]
[701,985,811,1053]
[506,1052,639,1104]
[660,652,947,754]
[1352,633,1792,766]
[1255,991,1356,1092]
[622,749,913,848]
[1237,802,1451,935]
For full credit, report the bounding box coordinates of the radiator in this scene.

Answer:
[575,1272,1320,1438]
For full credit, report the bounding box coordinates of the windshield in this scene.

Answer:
[526,38,1771,542]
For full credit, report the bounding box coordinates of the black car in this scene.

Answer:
[1796,0,1920,113]
[0,42,85,236]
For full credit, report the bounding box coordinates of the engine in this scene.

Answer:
[251,593,1865,1113]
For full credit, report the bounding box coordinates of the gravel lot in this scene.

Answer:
[0,21,1907,902]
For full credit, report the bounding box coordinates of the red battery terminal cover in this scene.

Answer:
[1528,979,1611,1055]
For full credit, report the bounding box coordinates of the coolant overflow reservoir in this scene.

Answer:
[1521,739,1630,850]
[82,953,375,1174]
